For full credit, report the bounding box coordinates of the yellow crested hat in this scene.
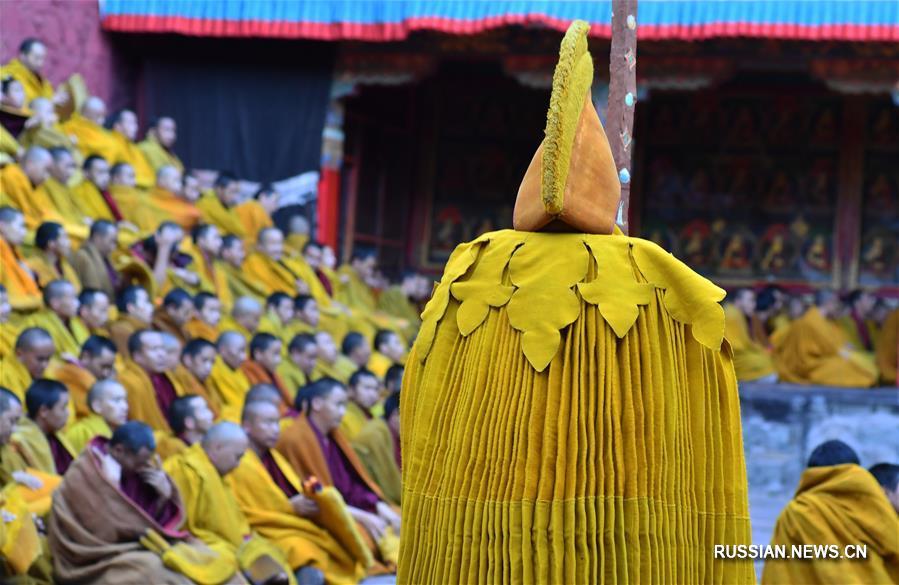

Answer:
[513,20,620,234]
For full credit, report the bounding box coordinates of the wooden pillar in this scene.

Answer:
[606,0,638,234]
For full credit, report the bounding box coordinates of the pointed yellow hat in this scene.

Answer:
[513,20,620,234]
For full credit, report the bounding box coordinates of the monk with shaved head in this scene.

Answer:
[24,279,86,358]
[0,206,41,312]
[0,328,55,400]
[140,117,183,172]
[0,146,59,231]
[61,378,128,454]
[207,331,252,423]
[148,165,201,231]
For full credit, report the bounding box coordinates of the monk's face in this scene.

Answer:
[133,332,167,374]
[79,293,110,330]
[112,165,136,188]
[379,332,405,362]
[255,341,282,373]
[1,80,25,109]
[158,169,182,194]
[0,214,27,246]
[20,42,46,73]
[112,445,155,474]
[322,247,336,270]
[235,310,261,335]
[291,343,318,376]
[198,298,222,326]
[0,291,10,323]
[183,346,216,381]
[244,403,281,449]
[0,405,18,445]
[311,385,348,434]
[181,175,201,203]
[115,110,139,141]
[303,245,323,269]
[128,289,154,324]
[94,384,128,427]
[258,230,285,261]
[348,338,371,367]
[85,159,111,191]
[271,298,294,324]
[219,337,247,370]
[83,347,117,381]
[40,392,70,433]
[258,191,279,215]
[298,299,319,327]
[155,118,177,148]
[221,239,245,267]
[314,332,337,363]
[51,284,80,319]
[167,300,194,326]
[197,227,222,256]
[208,435,248,476]
[350,374,381,411]
[24,154,52,187]
[50,152,77,183]
[188,397,214,434]
[216,181,241,207]
[18,337,55,379]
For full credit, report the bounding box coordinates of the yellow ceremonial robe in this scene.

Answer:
[61,113,119,162]
[71,179,117,222]
[0,444,61,517]
[207,359,251,423]
[0,125,20,159]
[0,319,17,360]
[11,417,76,475]
[138,134,184,172]
[46,359,96,419]
[876,308,898,386]
[313,355,357,385]
[61,413,111,455]
[35,177,91,236]
[276,360,311,396]
[773,307,878,387]
[339,401,371,441]
[0,488,43,577]
[219,315,254,342]
[0,354,33,401]
[148,186,201,231]
[226,447,366,582]
[23,309,89,358]
[0,237,41,313]
[367,352,394,379]
[218,261,267,311]
[110,132,155,190]
[109,183,159,232]
[761,464,899,584]
[197,193,246,238]
[0,163,65,230]
[109,314,148,356]
[118,360,180,432]
[336,266,377,312]
[352,418,401,507]
[234,200,273,245]
[26,250,82,290]
[185,318,220,342]
[836,314,878,355]
[242,252,299,296]
[724,304,776,381]
[1,58,53,102]
[164,443,296,582]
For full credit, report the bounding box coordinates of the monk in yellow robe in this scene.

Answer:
[197,173,246,238]
[0,207,42,313]
[118,330,187,433]
[107,161,161,233]
[1,328,55,402]
[220,296,263,343]
[340,369,379,440]
[36,147,92,235]
[17,97,78,156]
[400,22,753,584]
[228,400,368,583]
[208,331,252,423]
[336,251,379,313]
[153,288,194,346]
[179,338,222,416]
[0,285,15,360]
[139,116,184,172]
[368,330,404,379]
[72,155,131,226]
[61,96,119,163]
[150,166,202,231]
[27,221,81,289]
[0,147,64,230]
[49,421,239,583]
[352,392,401,507]
[877,308,898,386]
[724,288,777,382]
[12,379,76,475]
[243,227,308,296]
[774,290,878,387]
[108,285,154,355]
[218,235,268,310]
[46,334,116,419]
[279,333,318,392]
[186,225,228,298]
[258,292,295,341]
[2,39,59,103]
[75,288,112,336]
[235,184,277,244]
[23,280,88,358]
[186,292,222,342]
[762,440,899,584]
[107,109,154,189]
[160,332,222,419]
[837,289,878,355]
[165,394,215,452]
[242,333,294,411]
[62,378,128,454]
[376,273,426,337]
[312,331,357,384]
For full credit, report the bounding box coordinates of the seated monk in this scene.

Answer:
[1,76,29,145]
[76,288,112,336]
[180,338,221,415]
[139,116,184,172]
[24,279,88,358]
[208,331,252,422]
[14,379,75,474]
[71,220,121,299]
[18,97,77,153]
[61,96,119,162]
[869,463,899,515]
[279,333,318,392]
[352,392,401,508]
[243,332,293,411]
[228,399,367,583]
[109,162,160,232]
[2,38,59,103]
[27,221,81,289]
[0,206,41,312]
[131,221,202,294]
[189,224,228,296]
[342,332,372,371]
[0,284,15,360]
[150,166,201,231]
[106,109,154,190]
[378,272,427,335]
[289,295,318,336]
[774,290,878,387]
[62,379,128,454]
[49,421,238,583]
[277,378,401,566]
[164,422,297,584]
[197,173,246,239]
[876,308,898,386]
[36,147,93,232]
[259,292,295,341]
[161,332,221,416]
[218,235,267,309]
[340,368,380,441]
[837,289,878,355]
[724,288,777,382]
[109,285,154,355]
[243,227,313,298]
[72,155,131,227]
[384,364,403,395]
[300,241,333,297]
[221,296,263,342]
[185,292,222,342]
[312,331,357,384]
[119,330,184,432]
[0,327,54,401]
[762,440,899,584]
[235,184,277,244]
[0,146,62,231]
[165,394,215,454]
[337,249,409,339]
[368,329,405,379]
[46,334,117,419]
[153,288,194,346]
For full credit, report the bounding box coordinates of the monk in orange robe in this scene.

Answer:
[47,335,117,420]
[188,224,228,297]
[152,288,194,346]
[2,39,61,103]
[179,338,221,416]
[108,285,154,356]
[0,207,41,313]
[185,292,222,342]
[149,166,201,231]
[241,333,294,413]
[118,330,184,433]
[27,221,81,290]
[0,146,62,231]
[235,184,277,244]
[107,109,154,190]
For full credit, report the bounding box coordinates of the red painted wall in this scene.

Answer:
[0,0,119,104]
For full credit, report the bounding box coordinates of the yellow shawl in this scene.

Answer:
[0,237,41,313]
[11,417,76,475]
[351,418,401,507]
[1,59,53,102]
[138,135,184,172]
[35,177,91,233]
[338,401,370,441]
[207,359,251,423]
[0,355,33,401]
[109,132,155,190]
[60,113,119,162]
[25,250,82,291]
[61,413,111,455]
[197,192,246,239]
[0,163,64,230]
[724,303,775,381]
[234,200,273,245]
[23,309,89,358]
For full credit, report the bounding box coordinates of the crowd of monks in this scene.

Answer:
[1,38,427,584]
[724,285,899,387]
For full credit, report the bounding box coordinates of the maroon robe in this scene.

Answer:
[120,469,181,527]
[850,310,873,351]
[309,419,379,512]
[149,372,178,420]
[260,449,299,498]
[315,269,333,296]
[48,433,74,474]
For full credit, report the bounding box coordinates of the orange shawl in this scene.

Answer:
[240,360,294,412]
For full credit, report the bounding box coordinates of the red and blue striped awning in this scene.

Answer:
[100,0,899,42]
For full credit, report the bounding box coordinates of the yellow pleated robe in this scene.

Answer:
[110,132,155,190]
[0,487,43,577]
[164,443,296,583]
[60,113,119,162]
[876,308,898,385]
[1,59,53,102]
[71,179,117,222]
[109,183,160,232]
[723,304,776,381]
[148,186,202,231]
[400,21,753,585]
[138,134,184,172]
[225,447,367,583]
[352,418,401,508]
[0,354,34,401]
[761,464,899,584]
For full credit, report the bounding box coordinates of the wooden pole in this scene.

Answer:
[606,0,638,234]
